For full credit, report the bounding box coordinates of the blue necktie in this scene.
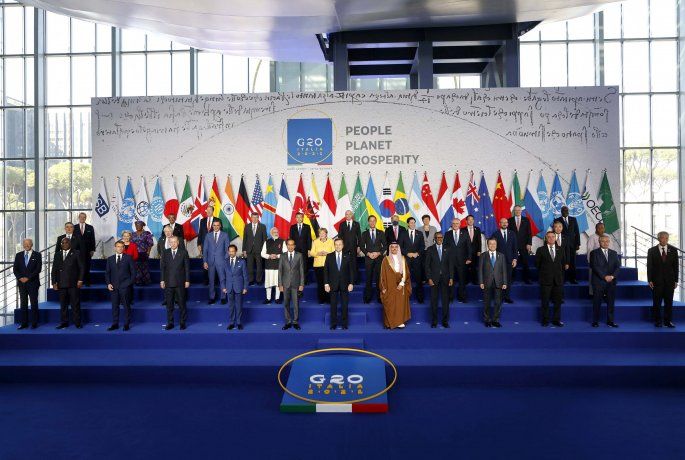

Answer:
[24,252,29,266]
[438,245,442,261]
[490,253,495,267]
[337,253,341,270]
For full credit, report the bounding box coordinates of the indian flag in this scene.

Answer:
[218,176,239,240]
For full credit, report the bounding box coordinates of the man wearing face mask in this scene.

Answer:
[384,214,409,255]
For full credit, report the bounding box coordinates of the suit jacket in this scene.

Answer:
[13,250,42,287]
[338,220,362,254]
[420,225,437,249]
[647,245,679,287]
[56,234,82,253]
[589,248,621,287]
[198,216,222,247]
[490,229,518,263]
[278,251,305,288]
[202,230,230,266]
[554,216,581,250]
[156,235,185,257]
[160,247,190,288]
[73,223,96,252]
[51,249,84,288]
[508,215,533,247]
[404,229,425,257]
[323,251,354,291]
[552,233,571,263]
[478,251,508,287]
[443,228,471,263]
[222,257,248,293]
[424,244,454,283]
[243,222,268,254]
[105,253,136,289]
[384,225,409,254]
[361,228,386,258]
[535,244,566,286]
[289,223,312,254]
[465,226,483,257]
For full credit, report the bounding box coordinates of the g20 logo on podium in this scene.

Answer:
[286,117,333,166]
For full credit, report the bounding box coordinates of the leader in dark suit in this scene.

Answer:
[405,218,425,303]
[443,218,472,302]
[324,240,355,329]
[157,225,186,257]
[242,214,268,284]
[589,239,620,327]
[197,206,222,252]
[464,215,483,284]
[535,231,567,327]
[384,216,409,255]
[491,218,518,303]
[160,237,190,330]
[337,211,362,283]
[424,233,454,328]
[554,206,581,284]
[74,213,96,285]
[647,232,680,327]
[51,238,85,329]
[360,217,386,303]
[222,245,248,330]
[105,241,136,331]
[163,214,185,240]
[13,239,42,329]
[478,239,508,327]
[551,221,572,282]
[508,206,533,284]
[56,222,82,254]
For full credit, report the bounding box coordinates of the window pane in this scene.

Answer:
[540,43,567,86]
[46,56,71,105]
[46,108,71,156]
[72,159,92,208]
[25,156,35,209]
[652,204,680,248]
[198,52,223,94]
[622,95,649,147]
[5,212,26,261]
[25,108,34,159]
[172,42,190,50]
[96,24,112,52]
[4,6,24,54]
[652,149,678,202]
[171,52,190,95]
[223,55,248,93]
[96,55,112,97]
[4,108,25,157]
[71,18,95,53]
[568,42,594,86]
[122,54,146,96]
[381,78,408,90]
[459,75,481,88]
[601,3,621,39]
[622,0,648,38]
[603,42,621,89]
[25,57,34,106]
[567,14,594,40]
[46,12,70,53]
[71,56,95,105]
[623,203,651,254]
[622,149,650,202]
[24,7,34,54]
[650,41,677,92]
[350,78,380,91]
[46,159,71,209]
[72,108,90,157]
[276,62,300,92]
[4,160,25,210]
[4,57,25,106]
[539,21,566,40]
[146,34,172,51]
[622,41,648,92]
[520,28,539,42]
[520,43,540,87]
[147,53,171,96]
[121,28,146,51]
[649,0,676,38]
[248,58,270,92]
[46,211,71,246]
[651,95,678,147]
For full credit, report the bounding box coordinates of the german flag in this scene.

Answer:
[235,176,251,238]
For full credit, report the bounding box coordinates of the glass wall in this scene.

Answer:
[520,0,681,263]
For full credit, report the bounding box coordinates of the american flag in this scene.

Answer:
[250,176,264,217]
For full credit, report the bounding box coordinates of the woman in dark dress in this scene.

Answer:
[131,220,153,285]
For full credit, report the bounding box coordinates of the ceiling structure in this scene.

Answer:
[21,0,617,62]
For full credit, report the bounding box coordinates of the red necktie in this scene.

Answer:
[662,247,667,262]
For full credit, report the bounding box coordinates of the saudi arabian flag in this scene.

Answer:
[351,174,368,232]
[511,171,525,207]
[598,170,619,234]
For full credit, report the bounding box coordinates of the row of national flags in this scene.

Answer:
[93,170,619,246]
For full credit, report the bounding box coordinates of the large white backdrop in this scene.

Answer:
[92,86,619,255]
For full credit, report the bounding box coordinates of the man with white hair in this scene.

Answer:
[647,231,679,328]
[13,239,42,329]
[589,235,620,328]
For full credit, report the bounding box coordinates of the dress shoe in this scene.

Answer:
[330,326,337,330]
[165,324,174,330]
[263,299,272,304]
[208,298,216,305]
[107,324,119,331]
[492,322,502,328]
[655,322,663,328]
[123,324,130,331]
[221,298,227,305]
[228,324,235,330]
[504,298,514,304]
[237,325,243,330]
[541,321,549,327]
[485,321,491,328]
[17,324,28,330]
[607,322,619,328]
[275,298,283,304]
[665,322,675,328]
[282,323,291,330]
[551,321,564,328]
[180,324,187,330]
[293,324,301,330]
[249,281,255,286]
[30,324,38,330]
[75,324,83,329]
[442,322,450,328]
[56,323,68,329]
[592,322,599,328]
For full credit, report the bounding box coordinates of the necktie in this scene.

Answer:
[298,224,302,235]
[63,250,67,259]
[557,234,561,245]
[438,245,442,261]
[24,252,29,266]
[253,224,256,235]
[371,230,375,243]
[516,217,520,230]
[503,230,507,243]
[231,258,235,270]
[81,224,84,234]
[289,253,293,265]
[565,217,568,226]
[662,247,667,261]
[215,232,218,243]
[337,252,341,270]
[603,249,608,261]
[410,231,414,243]
[116,255,121,265]
[490,252,495,267]
[469,227,473,240]
[172,250,176,259]
[549,245,555,260]
[394,227,398,239]
[348,222,351,231]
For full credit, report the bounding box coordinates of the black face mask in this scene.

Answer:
[392,221,399,227]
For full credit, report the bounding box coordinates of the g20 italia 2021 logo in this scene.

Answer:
[286,117,333,166]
